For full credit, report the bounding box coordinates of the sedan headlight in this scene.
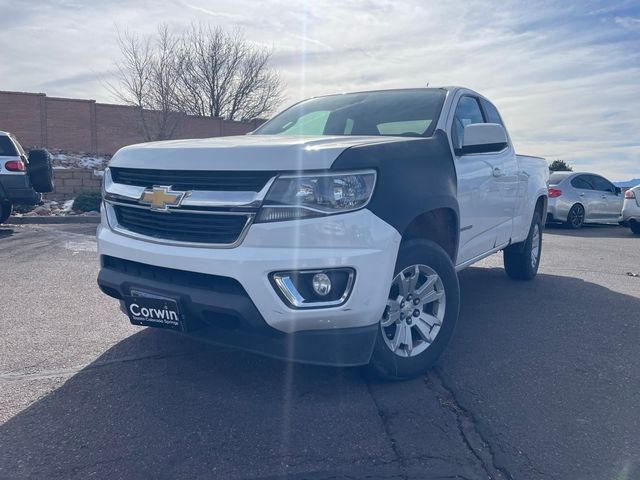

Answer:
[256,170,377,222]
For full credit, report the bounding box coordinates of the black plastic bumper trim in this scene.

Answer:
[97,256,377,366]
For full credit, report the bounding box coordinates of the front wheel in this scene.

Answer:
[369,240,460,380]
[630,223,640,235]
[504,212,543,280]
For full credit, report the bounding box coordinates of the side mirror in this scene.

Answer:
[459,123,508,155]
[615,186,622,195]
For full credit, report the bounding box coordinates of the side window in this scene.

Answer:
[589,175,615,193]
[452,96,484,150]
[570,175,594,190]
[480,98,504,126]
[10,136,26,156]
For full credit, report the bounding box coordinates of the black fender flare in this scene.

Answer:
[331,129,459,257]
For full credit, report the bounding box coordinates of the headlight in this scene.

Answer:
[256,170,377,222]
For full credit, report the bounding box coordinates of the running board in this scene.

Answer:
[455,241,510,272]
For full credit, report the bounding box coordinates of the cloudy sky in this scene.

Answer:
[1,0,638,180]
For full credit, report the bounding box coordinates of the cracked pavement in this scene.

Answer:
[0,223,638,479]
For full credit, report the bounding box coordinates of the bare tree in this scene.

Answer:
[178,24,283,121]
[109,26,184,141]
[110,23,284,139]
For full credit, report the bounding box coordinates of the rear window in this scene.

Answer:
[377,120,432,135]
[0,136,18,156]
[548,172,571,185]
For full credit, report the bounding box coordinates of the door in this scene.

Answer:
[589,175,624,221]
[452,95,515,265]
[569,175,602,222]
[479,98,519,246]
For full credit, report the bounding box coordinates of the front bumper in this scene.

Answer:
[98,256,379,366]
[97,208,401,365]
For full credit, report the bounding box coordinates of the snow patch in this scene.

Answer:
[49,150,110,170]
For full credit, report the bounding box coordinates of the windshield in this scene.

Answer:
[254,89,446,137]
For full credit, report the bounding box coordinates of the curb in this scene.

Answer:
[7,216,101,225]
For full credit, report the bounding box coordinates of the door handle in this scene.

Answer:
[579,193,585,197]
[492,167,503,177]
[601,195,607,199]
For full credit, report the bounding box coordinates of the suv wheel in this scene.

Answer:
[369,239,460,380]
[0,201,12,224]
[27,149,54,193]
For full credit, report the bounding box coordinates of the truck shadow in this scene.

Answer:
[1,269,638,479]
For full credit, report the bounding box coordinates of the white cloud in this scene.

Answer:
[0,0,638,179]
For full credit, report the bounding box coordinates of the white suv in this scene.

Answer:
[0,131,54,223]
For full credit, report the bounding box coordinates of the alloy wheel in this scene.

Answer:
[380,264,446,358]
[570,205,584,228]
[531,223,541,269]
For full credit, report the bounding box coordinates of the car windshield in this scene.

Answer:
[254,89,447,137]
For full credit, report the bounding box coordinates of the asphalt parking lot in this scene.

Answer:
[0,223,638,480]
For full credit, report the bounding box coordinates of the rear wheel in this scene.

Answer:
[0,201,12,224]
[504,212,542,280]
[369,240,459,380]
[566,204,585,229]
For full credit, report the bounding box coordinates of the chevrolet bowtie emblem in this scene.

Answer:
[140,186,187,211]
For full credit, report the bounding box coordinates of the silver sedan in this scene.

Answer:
[546,172,624,229]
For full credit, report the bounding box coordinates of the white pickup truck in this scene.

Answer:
[97,87,548,379]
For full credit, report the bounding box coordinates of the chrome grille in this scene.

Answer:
[104,168,275,247]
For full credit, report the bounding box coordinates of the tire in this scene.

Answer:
[504,211,543,281]
[27,149,54,193]
[630,223,640,235]
[0,201,12,224]
[369,239,460,380]
[565,204,585,229]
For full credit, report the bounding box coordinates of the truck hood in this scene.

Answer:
[109,135,407,171]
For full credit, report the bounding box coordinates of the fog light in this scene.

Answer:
[312,273,332,296]
[270,268,355,309]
